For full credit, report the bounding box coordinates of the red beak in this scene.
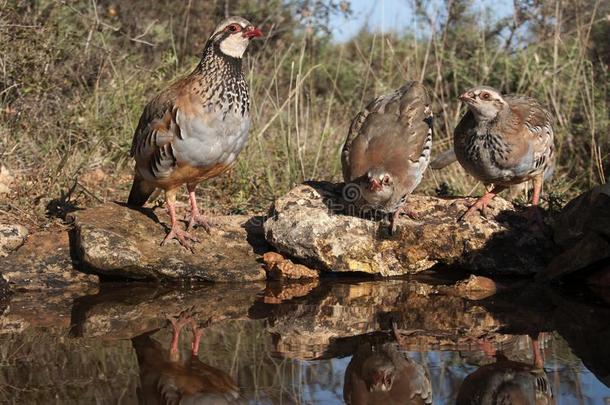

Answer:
[458,92,472,102]
[243,26,263,39]
[368,179,382,192]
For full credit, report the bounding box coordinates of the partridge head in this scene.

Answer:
[209,17,263,58]
[362,168,394,207]
[458,86,507,121]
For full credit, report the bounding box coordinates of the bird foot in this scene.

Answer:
[187,214,214,233]
[189,316,216,357]
[390,207,419,235]
[458,199,489,222]
[166,306,197,356]
[161,226,199,251]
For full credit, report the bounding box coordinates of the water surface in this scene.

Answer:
[0,278,608,404]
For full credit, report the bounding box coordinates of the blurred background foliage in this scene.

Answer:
[0,0,607,227]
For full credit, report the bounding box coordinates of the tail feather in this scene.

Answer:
[127,175,156,207]
[430,148,457,170]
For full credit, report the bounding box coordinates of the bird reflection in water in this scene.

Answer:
[343,322,433,404]
[131,307,242,404]
[457,334,555,405]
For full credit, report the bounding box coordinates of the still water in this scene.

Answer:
[0,278,608,404]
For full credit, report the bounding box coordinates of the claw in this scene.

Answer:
[161,226,199,251]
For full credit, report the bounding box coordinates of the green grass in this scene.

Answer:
[0,0,607,228]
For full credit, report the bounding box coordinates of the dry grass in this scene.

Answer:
[0,0,607,228]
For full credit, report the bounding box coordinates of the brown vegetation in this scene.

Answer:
[0,0,608,228]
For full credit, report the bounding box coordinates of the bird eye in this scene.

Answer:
[227,24,240,32]
[481,92,490,100]
[382,175,391,185]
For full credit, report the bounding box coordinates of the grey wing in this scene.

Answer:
[131,93,180,181]
[505,95,555,178]
[341,97,377,182]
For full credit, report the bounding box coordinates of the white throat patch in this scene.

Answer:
[220,34,248,58]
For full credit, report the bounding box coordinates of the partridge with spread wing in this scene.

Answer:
[128,17,262,248]
[341,81,433,233]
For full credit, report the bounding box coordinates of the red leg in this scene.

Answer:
[390,205,419,234]
[167,311,191,362]
[161,189,198,249]
[525,175,545,229]
[458,185,506,222]
[190,321,204,357]
[186,184,213,233]
[532,334,544,369]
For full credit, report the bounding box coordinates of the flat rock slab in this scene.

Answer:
[0,231,99,291]
[264,182,554,276]
[70,203,268,282]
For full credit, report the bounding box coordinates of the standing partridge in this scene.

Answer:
[341,81,433,233]
[127,17,262,248]
[440,86,555,225]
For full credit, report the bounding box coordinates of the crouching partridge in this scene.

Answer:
[127,17,262,248]
[341,82,433,233]
[434,86,554,226]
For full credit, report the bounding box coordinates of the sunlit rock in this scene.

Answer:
[70,203,268,282]
[0,231,98,291]
[264,182,553,277]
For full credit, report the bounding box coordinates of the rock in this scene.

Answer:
[69,203,268,282]
[264,182,553,277]
[263,251,319,280]
[0,223,28,257]
[0,231,98,291]
[262,279,320,304]
[255,279,549,359]
[540,183,610,283]
[453,275,497,300]
[70,283,264,339]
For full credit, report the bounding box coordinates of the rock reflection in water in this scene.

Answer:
[0,279,608,404]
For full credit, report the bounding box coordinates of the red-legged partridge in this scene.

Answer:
[132,309,243,404]
[457,336,554,405]
[441,86,555,225]
[343,323,433,404]
[128,17,262,249]
[341,82,433,233]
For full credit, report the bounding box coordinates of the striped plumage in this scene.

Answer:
[127,17,262,248]
[438,86,554,224]
[341,81,433,233]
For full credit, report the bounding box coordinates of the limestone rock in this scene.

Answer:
[0,223,28,257]
[264,182,553,277]
[70,203,268,282]
[540,183,610,284]
[0,231,98,291]
[263,251,319,280]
